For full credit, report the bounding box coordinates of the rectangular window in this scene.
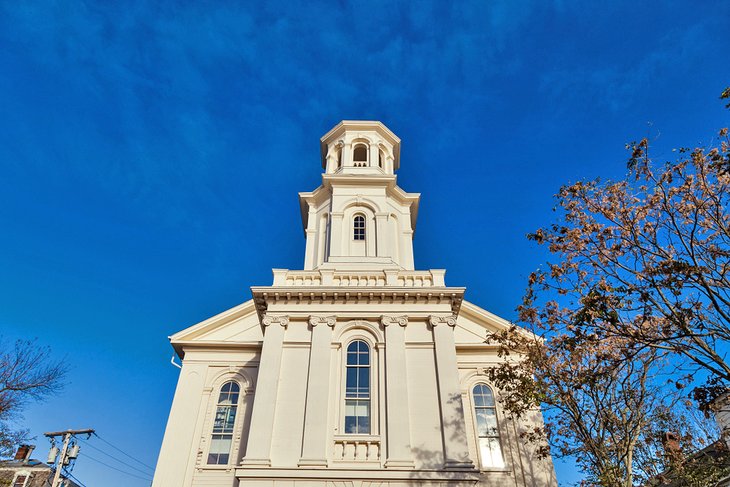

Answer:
[13,476,28,487]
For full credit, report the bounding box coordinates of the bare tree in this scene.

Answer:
[0,338,67,457]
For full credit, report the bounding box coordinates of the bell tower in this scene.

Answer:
[298,121,420,271]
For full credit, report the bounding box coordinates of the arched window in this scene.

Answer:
[353,144,368,166]
[472,384,504,468]
[344,340,370,434]
[353,215,366,241]
[208,381,240,464]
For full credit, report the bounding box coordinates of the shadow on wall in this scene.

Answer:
[409,392,480,485]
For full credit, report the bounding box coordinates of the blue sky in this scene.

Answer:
[1,1,728,485]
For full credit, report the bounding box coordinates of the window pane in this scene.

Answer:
[358,415,370,434]
[475,409,489,437]
[483,408,498,436]
[218,381,240,404]
[475,408,498,436]
[344,400,370,434]
[345,415,358,434]
[347,351,358,365]
[358,368,369,396]
[213,406,237,433]
[473,384,495,407]
[481,387,494,406]
[359,349,369,365]
[479,437,504,468]
[208,435,232,465]
[473,392,486,407]
[346,368,358,395]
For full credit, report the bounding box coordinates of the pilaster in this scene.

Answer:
[381,315,415,468]
[330,212,344,257]
[303,205,318,269]
[429,315,475,470]
[375,213,389,258]
[241,315,288,468]
[299,315,337,467]
[369,142,379,169]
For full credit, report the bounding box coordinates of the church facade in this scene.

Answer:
[152,121,557,486]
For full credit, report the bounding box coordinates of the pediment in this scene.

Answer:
[170,300,263,357]
[453,300,517,345]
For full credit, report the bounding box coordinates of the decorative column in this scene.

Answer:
[299,316,336,467]
[429,315,474,469]
[381,315,415,468]
[241,314,288,467]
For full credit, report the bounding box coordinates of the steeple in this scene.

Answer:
[298,121,420,271]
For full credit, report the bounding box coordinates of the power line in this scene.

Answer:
[82,452,153,482]
[76,436,154,476]
[92,432,156,471]
[44,428,94,487]
[64,471,88,487]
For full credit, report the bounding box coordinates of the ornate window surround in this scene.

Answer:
[462,372,511,472]
[334,323,382,440]
[200,370,253,469]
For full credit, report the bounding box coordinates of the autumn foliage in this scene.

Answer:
[488,90,730,486]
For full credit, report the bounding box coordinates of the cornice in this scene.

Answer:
[251,286,464,321]
[171,340,263,359]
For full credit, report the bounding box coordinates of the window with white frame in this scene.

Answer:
[472,383,504,468]
[344,340,370,434]
[208,381,240,465]
[353,215,366,241]
[12,473,29,487]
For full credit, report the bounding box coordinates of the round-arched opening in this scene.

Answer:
[353,215,366,240]
[353,145,368,165]
[345,340,371,434]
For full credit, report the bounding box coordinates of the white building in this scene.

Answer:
[152,121,557,486]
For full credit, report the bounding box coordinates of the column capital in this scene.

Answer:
[262,315,289,328]
[429,314,457,328]
[308,315,336,328]
[381,315,408,327]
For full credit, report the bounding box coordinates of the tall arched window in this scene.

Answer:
[472,384,504,468]
[353,215,366,241]
[208,381,240,464]
[344,340,370,434]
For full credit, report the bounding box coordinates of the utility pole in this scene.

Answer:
[44,428,94,487]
